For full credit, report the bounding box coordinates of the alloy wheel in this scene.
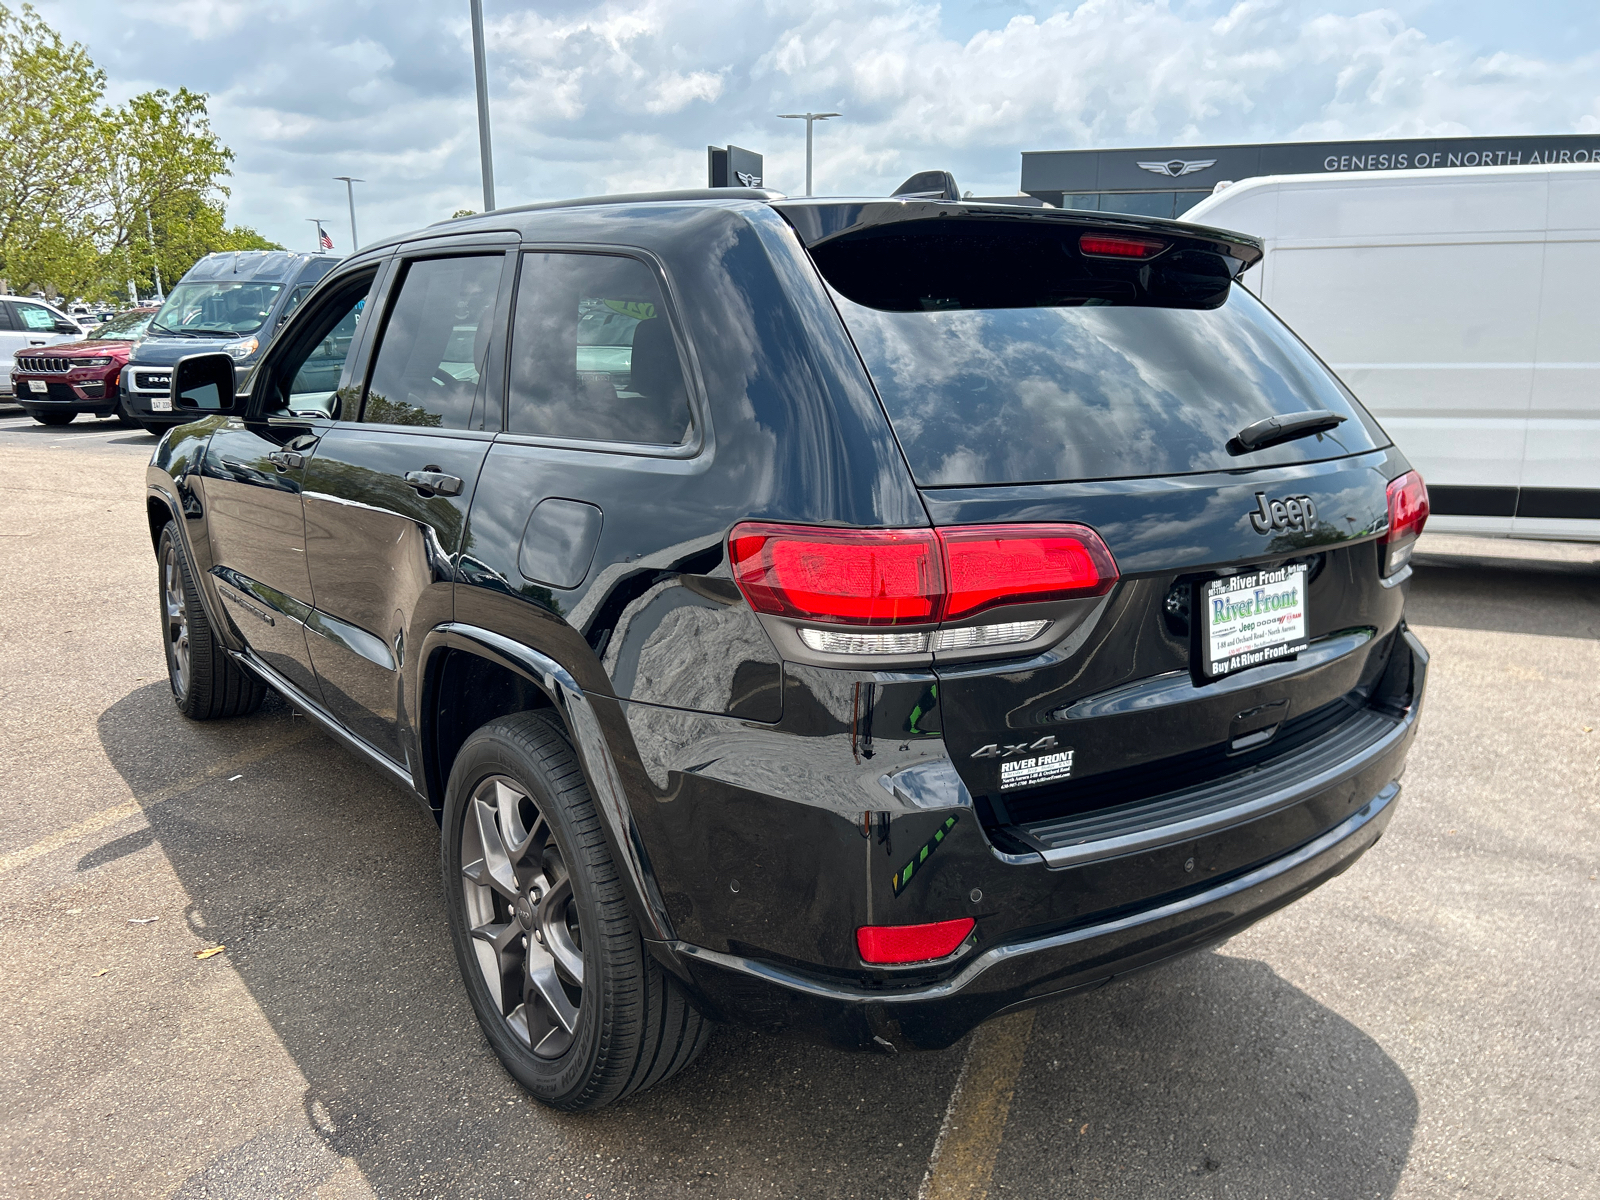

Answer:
[162,542,190,697]
[460,775,585,1058]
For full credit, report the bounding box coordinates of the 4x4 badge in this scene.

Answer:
[971,735,1059,759]
[1249,491,1317,534]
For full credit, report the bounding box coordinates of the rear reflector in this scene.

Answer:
[729,522,1118,630]
[1079,233,1166,259]
[856,917,975,964]
[1381,470,1429,576]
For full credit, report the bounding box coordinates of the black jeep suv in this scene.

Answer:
[146,190,1429,1111]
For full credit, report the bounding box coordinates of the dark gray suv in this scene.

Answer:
[123,250,339,433]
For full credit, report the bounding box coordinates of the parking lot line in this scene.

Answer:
[917,1008,1036,1200]
[0,723,317,875]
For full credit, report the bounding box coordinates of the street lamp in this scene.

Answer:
[469,0,496,212]
[333,176,363,250]
[777,112,840,197]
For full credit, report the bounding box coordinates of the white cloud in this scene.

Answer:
[34,0,1600,249]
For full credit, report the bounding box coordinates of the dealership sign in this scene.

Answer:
[1321,146,1600,172]
[1021,135,1600,201]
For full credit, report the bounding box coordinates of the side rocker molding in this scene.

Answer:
[232,647,419,796]
[420,623,675,943]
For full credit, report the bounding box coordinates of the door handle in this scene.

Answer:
[28,339,46,346]
[266,450,305,471]
[404,469,464,497]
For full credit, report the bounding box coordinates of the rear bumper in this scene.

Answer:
[660,778,1400,1050]
[649,627,1427,1051]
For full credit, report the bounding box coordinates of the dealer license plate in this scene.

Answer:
[1201,564,1309,677]
[28,379,47,393]
[151,395,172,412]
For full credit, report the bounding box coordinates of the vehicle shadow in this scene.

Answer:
[1409,554,1600,639]
[96,682,1416,1199]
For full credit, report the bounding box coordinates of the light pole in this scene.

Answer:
[777,112,840,196]
[145,210,164,301]
[334,176,363,250]
[307,218,331,252]
[469,0,496,212]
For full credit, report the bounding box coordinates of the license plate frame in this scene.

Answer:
[150,394,172,412]
[1199,563,1309,679]
[28,379,47,393]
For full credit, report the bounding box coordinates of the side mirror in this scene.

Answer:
[172,352,238,413]
[55,320,80,335]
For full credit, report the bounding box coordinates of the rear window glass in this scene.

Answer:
[821,229,1382,485]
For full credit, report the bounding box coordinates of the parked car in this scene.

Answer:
[146,189,1429,1111]
[0,296,86,405]
[12,308,159,426]
[122,250,339,434]
[1185,161,1600,541]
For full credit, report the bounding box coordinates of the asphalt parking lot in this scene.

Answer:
[0,410,1595,1200]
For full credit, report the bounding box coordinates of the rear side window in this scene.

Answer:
[362,255,502,430]
[817,222,1382,485]
[506,252,691,445]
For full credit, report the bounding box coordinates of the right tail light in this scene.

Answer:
[1381,470,1429,577]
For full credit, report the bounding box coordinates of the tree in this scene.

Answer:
[0,3,107,294]
[0,4,278,301]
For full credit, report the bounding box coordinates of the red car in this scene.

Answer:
[12,308,159,427]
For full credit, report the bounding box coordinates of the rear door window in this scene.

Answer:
[816,221,1383,485]
[506,252,691,446]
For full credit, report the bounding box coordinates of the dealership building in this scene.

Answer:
[1018,134,1600,218]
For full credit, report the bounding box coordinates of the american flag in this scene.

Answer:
[318,224,334,251]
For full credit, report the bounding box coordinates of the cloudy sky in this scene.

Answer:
[36,0,1600,252]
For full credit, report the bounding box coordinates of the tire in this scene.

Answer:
[156,521,268,719]
[113,398,140,428]
[137,419,176,436]
[442,711,710,1111]
[33,411,74,426]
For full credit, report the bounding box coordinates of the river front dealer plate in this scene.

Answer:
[1201,563,1308,678]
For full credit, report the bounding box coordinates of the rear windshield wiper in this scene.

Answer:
[1229,409,1347,455]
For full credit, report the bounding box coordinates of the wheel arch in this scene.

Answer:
[418,624,675,943]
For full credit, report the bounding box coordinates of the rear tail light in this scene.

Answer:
[940,525,1118,619]
[728,522,1119,650]
[727,526,939,625]
[1381,470,1429,577]
[1079,233,1167,259]
[856,917,975,964]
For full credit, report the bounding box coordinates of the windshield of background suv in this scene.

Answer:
[150,280,283,337]
[89,310,154,340]
[832,280,1382,487]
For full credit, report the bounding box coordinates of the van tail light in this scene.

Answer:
[856,917,975,964]
[728,522,1119,651]
[1381,470,1429,577]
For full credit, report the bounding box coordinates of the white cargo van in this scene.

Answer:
[1184,162,1600,541]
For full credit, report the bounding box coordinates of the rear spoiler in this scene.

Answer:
[773,199,1263,274]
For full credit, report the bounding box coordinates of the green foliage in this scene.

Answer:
[0,4,278,301]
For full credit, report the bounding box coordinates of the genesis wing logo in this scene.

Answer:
[735,170,762,187]
[1136,158,1217,178]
